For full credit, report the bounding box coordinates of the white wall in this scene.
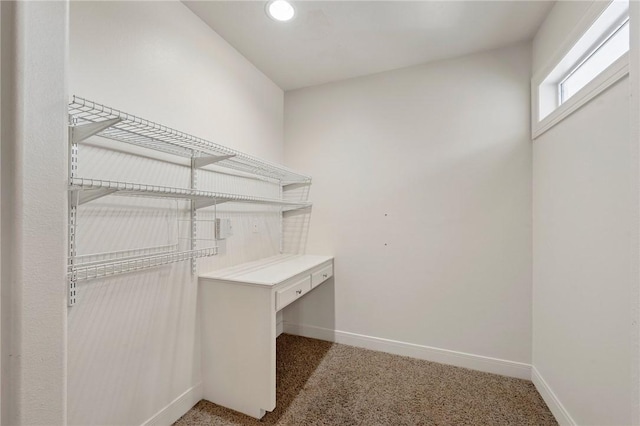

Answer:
[531,2,637,425]
[1,1,68,424]
[70,1,282,164]
[68,2,284,424]
[283,44,533,371]
[531,1,593,75]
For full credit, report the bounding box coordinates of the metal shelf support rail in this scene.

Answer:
[191,157,198,274]
[67,97,312,307]
[68,120,79,306]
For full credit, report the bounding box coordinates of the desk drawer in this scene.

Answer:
[276,275,311,311]
[311,264,333,288]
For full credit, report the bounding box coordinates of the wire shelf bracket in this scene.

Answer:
[283,206,312,218]
[194,154,237,169]
[70,117,122,144]
[71,187,117,207]
[194,199,229,210]
[283,182,312,192]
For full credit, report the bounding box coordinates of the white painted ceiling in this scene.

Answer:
[184,1,553,91]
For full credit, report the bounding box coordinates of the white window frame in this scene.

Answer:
[558,16,629,104]
[532,0,630,139]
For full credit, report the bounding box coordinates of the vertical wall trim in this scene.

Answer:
[0,2,3,422]
[531,367,577,426]
[631,1,640,424]
[0,3,16,423]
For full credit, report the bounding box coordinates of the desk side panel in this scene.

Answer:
[199,279,276,418]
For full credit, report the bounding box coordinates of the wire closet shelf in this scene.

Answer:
[67,96,313,306]
[69,177,312,210]
[68,96,312,184]
[71,247,218,282]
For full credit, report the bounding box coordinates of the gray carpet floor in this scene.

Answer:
[175,334,557,426]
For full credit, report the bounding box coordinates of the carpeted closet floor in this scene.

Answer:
[174,334,557,426]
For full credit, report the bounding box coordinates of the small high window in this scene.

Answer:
[559,15,629,104]
[532,0,630,137]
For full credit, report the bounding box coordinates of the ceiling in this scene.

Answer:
[184,1,554,91]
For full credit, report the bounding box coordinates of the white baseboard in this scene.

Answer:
[277,319,284,337]
[531,367,575,426]
[283,322,532,380]
[141,382,202,426]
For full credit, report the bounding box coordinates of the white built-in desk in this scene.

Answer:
[199,254,334,419]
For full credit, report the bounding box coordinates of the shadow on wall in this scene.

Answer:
[282,208,312,254]
[282,182,312,254]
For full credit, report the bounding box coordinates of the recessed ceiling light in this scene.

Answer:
[266,0,295,22]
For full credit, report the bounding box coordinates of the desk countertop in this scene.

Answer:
[199,254,334,286]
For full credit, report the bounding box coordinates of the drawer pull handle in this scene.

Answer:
[296,289,302,295]
[323,274,328,278]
